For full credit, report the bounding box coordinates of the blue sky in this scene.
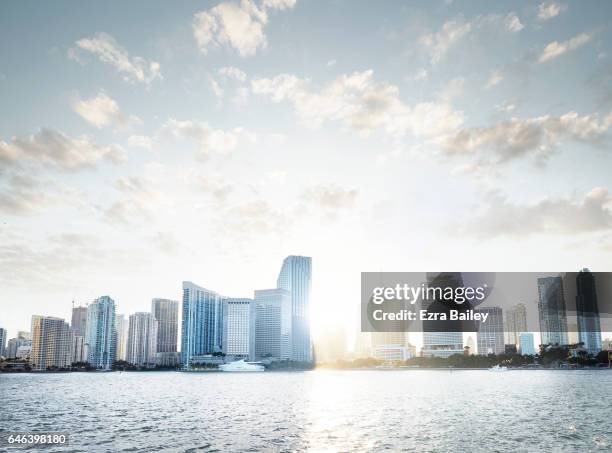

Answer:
[1,0,611,339]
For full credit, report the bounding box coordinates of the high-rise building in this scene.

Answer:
[575,269,602,355]
[72,335,88,363]
[71,304,88,337]
[476,307,504,355]
[151,298,179,353]
[6,331,32,359]
[504,303,527,346]
[85,296,116,370]
[277,255,312,362]
[251,289,291,360]
[537,277,569,346]
[126,312,158,368]
[181,282,224,366]
[222,298,252,358]
[115,314,128,361]
[0,327,6,357]
[30,316,73,370]
[519,332,536,355]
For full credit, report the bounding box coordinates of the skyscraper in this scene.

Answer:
[222,298,252,358]
[151,298,179,353]
[537,277,569,346]
[30,316,73,370]
[181,282,223,366]
[0,327,6,357]
[277,255,312,362]
[126,312,158,368]
[251,288,291,360]
[71,304,88,337]
[72,335,87,363]
[575,269,602,355]
[6,331,32,359]
[85,296,116,370]
[476,307,504,355]
[115,314,128,361]
[519,333,536,355]
[504,303,527,346]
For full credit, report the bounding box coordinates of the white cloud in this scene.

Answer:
[464,187,612,237]
[71,32,162,85]
[127,135,154,150]
[538,32,592,63]
[410,68,429,81]
[193,0,296,57]
[104,176,160,225]
[209,76,224,97]
[504,13,524,32]
[218,66,247,81]
[485,70,504,89]
[436,77,464,102]
[252,70,464,139]
[538,2,567,21]
[160,118,255,158]
[420,19,472,64]
[0,172,49,215]
[301,184,357,209]
[443,111,612,165]
[72,92,140,129]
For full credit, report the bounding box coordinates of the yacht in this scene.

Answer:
[488,364,508,372]
[219,359,265,372]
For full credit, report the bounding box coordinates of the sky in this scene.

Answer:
[1,0,612,342]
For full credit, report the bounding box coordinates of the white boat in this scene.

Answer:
[219,359,265,372]
[488,365,508,372]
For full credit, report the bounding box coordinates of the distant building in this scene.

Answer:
[181,282,224,366]
[575,269,602,355]
[126,312,158,368]
[222,298,252,358]
[72,335,87,363]
[115,314,128,361]
[476,307,504,355]
[373,345,411,361]
[85,296,116,370]
[15,345,31,360]
[156,352,181,367]
[504,344,518,354]
[251,288,290,360]
[30,316,73,370]
[537,277,569,345]
[71,304,88,337]
[0,328,6,357]
[519,333,536,355]
[602,339,612,351]
[465,336,476,355]
[151,298,179,353]
[277,255,312,362]
[7,331,32,359]
[504,303,527,346]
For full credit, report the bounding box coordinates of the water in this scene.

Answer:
[2,369,612,452]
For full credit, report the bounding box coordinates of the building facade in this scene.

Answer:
[537,277,569,346]
[72,335,88,363]
[277,255,312,362]
[476,307,505,355]
[575,269,602,355]
[504,303,527,346]
[251,288,290,360]
[85,296,116,370]
[115,314,128,361]
[126,312,158,368]
[222,298,252,358]
[151,298,179,354]
[71,305,88,337]
[30,316,73,370]
[519,332,536,355]
[0,327,6,357]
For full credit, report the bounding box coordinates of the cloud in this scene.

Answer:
[193,0,296,57]
[159,118,255,158]
[443,111,612,166]
[104,176,159,224]
[464,187,612,237]
[485,70,504,89]
[538,32,592,63]
[0,172,49,215]
[72,92,140,129]
[218,66,247,81]
[436,77,464,102]
[127,135,154,150]
[252,70,464,139]
[71,32,162,85]
[0,128,125,171]
[301,184,357,210]
[420,19,472,64]
[537,2,567,21]
[209,76,224,97]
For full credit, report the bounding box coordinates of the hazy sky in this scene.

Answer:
[1,0,612,340]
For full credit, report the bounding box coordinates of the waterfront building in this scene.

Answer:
[537,276,569,346]
[251,288,290,360]
[373,344,411,361]
[504,303,527,346]
[152,298,179,353]
[476,307,505,355]
[602,339,612,351]
[0,327,6,357]
[115,314,128,361]
[519,332,536,355]
[126,312,158,368]
[277,255,312,362]
[222,298,252,358]
[72,335,87,363]
[575,269,602,355]
[15,345,31,360]
[181,282,224,366]
[85,296,116,370]
[30,316,73,370]
[71,304,88,337]
[156,352,181,367]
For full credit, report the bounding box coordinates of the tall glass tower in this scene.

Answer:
[85,296,116,370]
[277,255,312,362]
[537,276,568,346]
[575,269,602,355]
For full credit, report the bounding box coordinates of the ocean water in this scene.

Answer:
[2,369,612,452]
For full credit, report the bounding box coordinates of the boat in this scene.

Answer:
[219,359,265,372]
[488,365,508,372]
